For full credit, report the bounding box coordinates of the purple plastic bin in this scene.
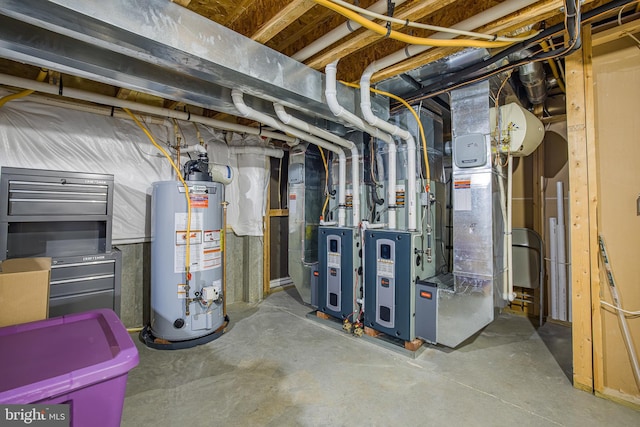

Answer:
[0,309,139,426]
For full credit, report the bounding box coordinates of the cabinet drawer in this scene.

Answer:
[8,180,108,216]
[50,275,115,297]
[51,259,115,282]
[49,290,115,318]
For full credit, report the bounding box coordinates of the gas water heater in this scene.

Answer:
[143,153,232,348]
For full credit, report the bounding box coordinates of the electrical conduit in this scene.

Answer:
[360,66,417,231]
[274,103,360,227]
[325,61,397,229]
[231,89,348,227]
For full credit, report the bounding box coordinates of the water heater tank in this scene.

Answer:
[150,180,225,341]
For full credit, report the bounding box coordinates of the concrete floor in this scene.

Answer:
[121,289,640,426]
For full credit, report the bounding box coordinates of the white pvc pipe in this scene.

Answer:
[231,89,348,227]
[0,73,297,144]
[506,158,515,301]
[549,217,559,320]
[367,0,540,75]
[325,61,397,229]
[229,146,284,159]
[360,65,417,231]
[567,189,572,322]
[274,103,360,228]
[557,181,567,321]
[292,0,408,62]
[608,278,640,389]
[497,164,510,302]
[179,144,207,154]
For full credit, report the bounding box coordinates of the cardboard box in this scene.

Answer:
[0,257,51,328]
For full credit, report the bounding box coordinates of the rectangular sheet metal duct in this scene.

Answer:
[0,0,387,124]
[437,81,504,348]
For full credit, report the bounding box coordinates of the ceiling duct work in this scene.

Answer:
[0,0,386,125]
[438,81,504,348]
[510,50,547,106]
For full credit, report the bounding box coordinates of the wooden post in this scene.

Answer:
[566,25,599,393]
[583,25,605,395]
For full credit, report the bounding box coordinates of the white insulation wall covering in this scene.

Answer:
[0,94,271,241]
[225,135,270,236]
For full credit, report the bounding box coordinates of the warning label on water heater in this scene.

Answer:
[174,213,221,273]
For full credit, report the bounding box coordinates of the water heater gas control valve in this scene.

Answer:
[202,286,220,302]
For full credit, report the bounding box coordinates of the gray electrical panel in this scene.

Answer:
[0,167,120,316]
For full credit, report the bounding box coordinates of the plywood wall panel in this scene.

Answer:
[593,36,640,401]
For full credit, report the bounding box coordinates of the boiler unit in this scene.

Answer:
[142,153,230,348]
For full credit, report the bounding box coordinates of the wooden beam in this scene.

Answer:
[252,0,316,44]
[224,0,255,28]
[47,71,61,86]
[171,0,191,6]
[592,18,640,47]
[304,0,458,70]
[269,209,289,217]
[582,25,604,395]
[565,24,596,394]
[163,99,185,110]
[115,87,132,100]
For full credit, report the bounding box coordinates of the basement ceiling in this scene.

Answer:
[0,0,618,128]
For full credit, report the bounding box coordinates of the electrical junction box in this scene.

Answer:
[454,133,486,168]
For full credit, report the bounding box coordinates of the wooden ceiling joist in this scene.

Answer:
[252,0,316,43]
[303,0,459,71]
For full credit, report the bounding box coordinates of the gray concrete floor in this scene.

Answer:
[121,288,640,426]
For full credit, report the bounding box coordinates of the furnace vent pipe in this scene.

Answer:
[360,65,417,231]
[231,89,348,227]
[325,61,397,229]
[274,103,361,227]
[229,146,284,159]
